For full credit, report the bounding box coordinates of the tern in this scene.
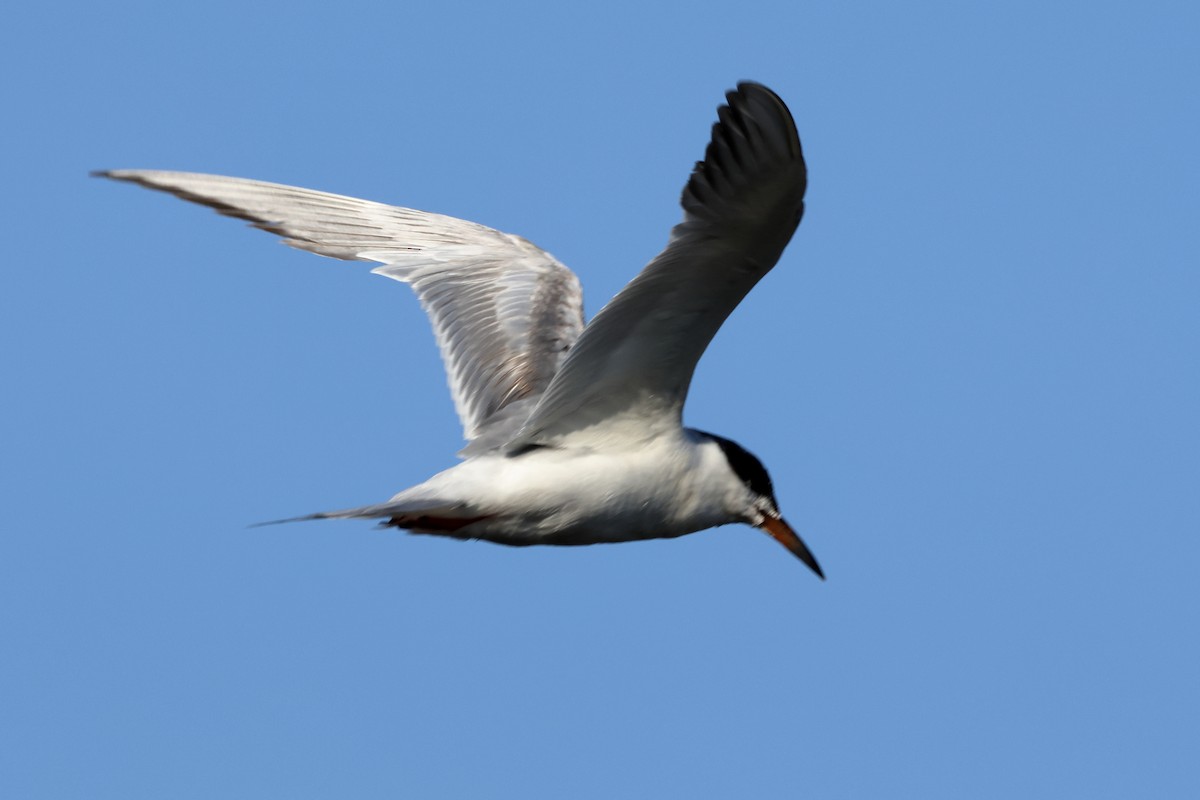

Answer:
[97,82,823,577]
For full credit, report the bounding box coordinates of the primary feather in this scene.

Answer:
[93,169,584,442]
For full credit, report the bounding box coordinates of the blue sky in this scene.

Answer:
[3,1,1197,797]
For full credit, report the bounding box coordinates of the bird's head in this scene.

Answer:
[704,432,824,579]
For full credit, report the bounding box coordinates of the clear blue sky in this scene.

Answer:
[3,1,1197,797]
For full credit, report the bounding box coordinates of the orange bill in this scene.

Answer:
[760,516,825,579]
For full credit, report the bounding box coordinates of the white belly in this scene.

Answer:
[392,432,745,546]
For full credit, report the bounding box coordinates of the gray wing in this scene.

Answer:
[510,82,807,448]
[96,170,585,443]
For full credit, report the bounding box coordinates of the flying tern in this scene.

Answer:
[97,81,823,577]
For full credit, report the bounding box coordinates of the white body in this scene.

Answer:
[391,430,751,545]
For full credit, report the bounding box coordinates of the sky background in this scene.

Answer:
[3,1,1198,797]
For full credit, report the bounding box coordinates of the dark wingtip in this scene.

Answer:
[731,80,774,102]
[729,81,804,163]
[680,81,806,225]
[92,170,141,184]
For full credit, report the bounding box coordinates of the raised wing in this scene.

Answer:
[96,170,585,442]
[511,82,806,448]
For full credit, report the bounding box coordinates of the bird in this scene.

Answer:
[96,81,823,578]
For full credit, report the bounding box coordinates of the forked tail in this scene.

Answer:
[251,499,490,536]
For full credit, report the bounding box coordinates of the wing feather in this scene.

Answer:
[512,82,806,447]
[96,170,584,442]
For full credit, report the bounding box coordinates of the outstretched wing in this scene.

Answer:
[511,82,807,448]
[96,170,585,442]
